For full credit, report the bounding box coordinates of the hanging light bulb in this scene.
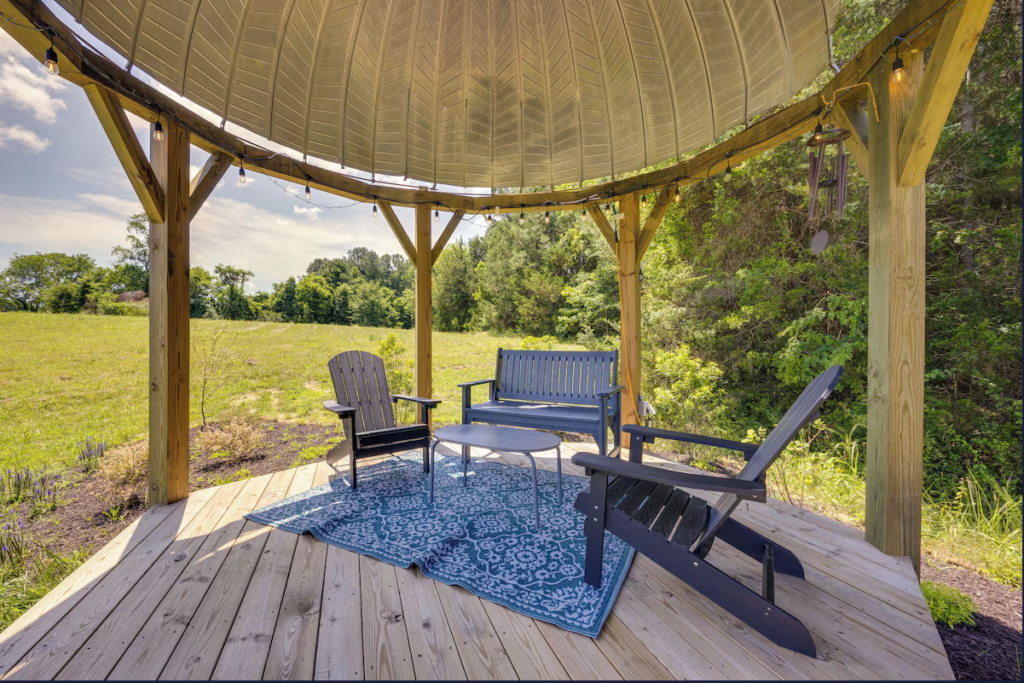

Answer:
[544,210,550,224]
[434,208,439,223]
[43,43,58,75]
[604,203,611,216]
[305,184,311,200]
[519,211,524,225]
[641,193,647,209]
[812,122,824,143]
[238,163,246,184]
[892,43,904,82]
[152,121,164,142]
[674,186,681,203]
[372,202,378,218]
[581,208,586,217]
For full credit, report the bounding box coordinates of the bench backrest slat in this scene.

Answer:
[494,349,617,406]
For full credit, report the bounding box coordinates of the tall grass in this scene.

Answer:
[760,425,1022,589]
[0,549,89,631]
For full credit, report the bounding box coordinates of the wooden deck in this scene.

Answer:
[0,444,953,680]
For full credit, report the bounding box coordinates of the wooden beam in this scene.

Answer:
[865,50,926,575]
[831,103,870,182]
[378,201,417,263]
[585,203,617,253]
[83,83,164,223]
[431,210,465,265]
[617,193,641,445]
[148,117,191,507]
[0,0,956,214]
[414,206,432,409]
[897,0,993,187]
[189,152,232,216]
[636,187,672,260]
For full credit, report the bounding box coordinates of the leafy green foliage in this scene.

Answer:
[921,581,976,629]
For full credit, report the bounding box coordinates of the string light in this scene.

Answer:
[640,193,647,209]
[604,203,611,217]
[152,120,164,142]
[372,201,378,218]
[519,210,524,225]
[892,42,904,81]
[43,36,58,75]
[725,162,732,176]
[580,208,586,216]
[434,208,439,223]
[674,186,681,203]
[544,210,550,224]
[305,184,311,200]
[812,122,824,143]
[238,163,246,184]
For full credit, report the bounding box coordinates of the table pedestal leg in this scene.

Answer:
[556,446,562,505]
[524,453,540,531]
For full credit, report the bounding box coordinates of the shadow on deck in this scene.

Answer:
[0,443,953,680]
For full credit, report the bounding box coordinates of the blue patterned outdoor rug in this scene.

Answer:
[245,451,633,637]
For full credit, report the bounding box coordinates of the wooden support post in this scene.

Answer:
[617,194,641,445]
[189,152,232,216]
[148,117,191,506]
[415,205,432,415]
[865,50,925,575]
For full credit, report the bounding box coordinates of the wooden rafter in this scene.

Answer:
[189,152,232,216]
[431,211,465,265]
[83,83,164,223]
[378,201,417,264]
[636,187,672,260]
[0,0,959,214]
[897,0,993,187]
[585,203,617,252]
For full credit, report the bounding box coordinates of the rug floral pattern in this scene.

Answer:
[245,451,633,637]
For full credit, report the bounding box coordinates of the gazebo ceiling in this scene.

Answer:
[56,0,839,189]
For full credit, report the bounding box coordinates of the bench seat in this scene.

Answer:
[466,400,611,426]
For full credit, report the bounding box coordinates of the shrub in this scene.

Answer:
[45,282,85,313]
[520,335,559,350]
[196,422,265,462]
[376,333,413,396]
[99,439,148,489]
[921,581,976,629]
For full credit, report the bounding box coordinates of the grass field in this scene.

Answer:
[0,313,580,472]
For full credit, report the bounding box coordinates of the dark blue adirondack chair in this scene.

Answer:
[460,349,624,457]
[572,365,844,657]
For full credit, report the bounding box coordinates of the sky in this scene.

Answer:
[0,3,489,292]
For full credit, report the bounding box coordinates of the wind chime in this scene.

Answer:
[806,123,851,219]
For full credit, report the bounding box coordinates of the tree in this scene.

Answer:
[111,213,150,294]
[432,239,476,331]
[189,266,214,318]
[351,279,397,328]
[213,264,256,320]
[271,276,299,321]
[332,282,353,325]
[45,281,85,313]
[295,274,333,324]
[0,252,96,311]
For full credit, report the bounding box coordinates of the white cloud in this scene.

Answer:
[0,30,23,57]
[77,193,143,217]
[293,205,322,220]
[190,164,202,178]
[0,55,67,124]
[0,121,49,152]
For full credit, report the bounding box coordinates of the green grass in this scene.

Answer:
[0,312,581,472]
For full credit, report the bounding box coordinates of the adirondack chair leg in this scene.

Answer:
[762,543,776,604]
[349,453,358,490]
[709,517,805,579]
[584,473,609,587]
[422,446,430,473]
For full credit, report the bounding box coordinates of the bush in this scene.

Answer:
[45,282,84,313]
[94,293,148,316]
[376,333,413,396]
[921,581,976,629]
[520,335,559,350]
[195,422,265,462]
[99,439,148,489]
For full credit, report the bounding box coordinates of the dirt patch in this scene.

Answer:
[13,420,342,560]
[922,560,1023,680]
[304,380,320,390]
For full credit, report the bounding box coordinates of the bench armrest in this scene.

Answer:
[623,424,759,457]
[596,384,625,397]
[457,379,495,389]
[391,395,441,408]
[323,400,356,418]
[571,452,766,501]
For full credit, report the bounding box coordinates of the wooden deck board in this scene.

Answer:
[0,444,954,680]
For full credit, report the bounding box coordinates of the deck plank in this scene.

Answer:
[109,469,295,680]
[395,567,466,680]
[359,555,415,680]
[531,620,621,680]
[205,463,320,680]
[433,582,519,680]
[0,499,187,677]
[2,487,220,680]
[592,614,674,680]
[263,463,333,679]
[315,547,363,680]
[56,478,256,680]
[479,603,569,680]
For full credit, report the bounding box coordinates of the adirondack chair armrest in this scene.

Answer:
[457,379,495,388]
[323,400,356,418]
[571,452,767,501]
[595,384,625,396]
[622,424,759,457]
[391,395,441,408]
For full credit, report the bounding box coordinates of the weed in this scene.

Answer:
[195,422,265,462]
[98,440,148,490]
[207,468,253,486]
[921,581,976,628]
[0,518,26,569]
[76,438,106,474]
[101,505,126,522]
[192,322,232,429]
[29,485,60,518]
[0,547,89,630]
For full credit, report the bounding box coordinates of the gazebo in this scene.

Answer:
[0,0,990,678]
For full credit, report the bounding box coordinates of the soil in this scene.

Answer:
[9,426,1022,680]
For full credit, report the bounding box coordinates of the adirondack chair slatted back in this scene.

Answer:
[327,351,396,440]
[494,349,617,406]
[698,365,844,549]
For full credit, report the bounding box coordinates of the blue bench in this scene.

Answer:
[459,349,624,457]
